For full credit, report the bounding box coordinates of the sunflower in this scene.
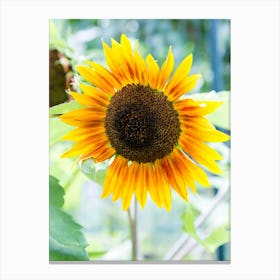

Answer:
[60,34,230,211]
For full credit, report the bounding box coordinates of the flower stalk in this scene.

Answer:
[128,197,139,260]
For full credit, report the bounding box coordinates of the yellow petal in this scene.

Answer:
[111,39,133,84]
[60,107,105,123]
[102,40,121,79]
[86,61,122,90]
[161,155,188,201]
[154,160,172,211]
[146,54,160,89]
[62,126,105,141]
[165,53,193,94]
[157,46,174,90]
[145,163,162,208]
[187,127,230,143]
[175,99,223,116]
[168,74,201,100]
[122,162,137,211]
[183,156,210,187]
[120,34,137,82]
[102,156,127,198]
[172,148,197,194]
[79,145,115,163]
[59,117,104,127]
[80,83,110,106]
[180,139,222,175]
[76,66,115,95]
[91,146,115,163]
[180,116,216,132]
[61,137,108,158]
[179,134,223,160]
[196,101,224,115]
[69,91,108,109]
[180,115,230,143]
[135,50,148,85]
[112,157,129,201]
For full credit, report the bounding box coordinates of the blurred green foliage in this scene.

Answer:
[49,176,89,261]
[182,205,230,255]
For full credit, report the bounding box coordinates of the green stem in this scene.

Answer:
[128,197,138,260]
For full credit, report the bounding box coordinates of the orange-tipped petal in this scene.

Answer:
[145,163,162,208]
[86,61,122,90]
[62,126,105,141]
[168,74,201,100]
[165,53,193,95]
[175,99,224,118]
[157,47,174,90]
[102,156,127,199]
[121,162,137,211]
[76,66,115,95]
[161,155,188,202]
[69,91,108,109]
[79,83,110,106]
[135,163,147,209]
[146,54,160,89]
[154,160,172,211]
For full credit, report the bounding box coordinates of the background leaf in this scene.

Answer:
[87,250,107,259]
[181,205,201,243]
[79,158,108,186]
[49,100,84,116]
[205,92,230,130]
[49,117,89,211]
[49,176,89,261]
[49,117,73,146]
[181,205,229,255]
[203,226,230,254]
[49,176,65,208]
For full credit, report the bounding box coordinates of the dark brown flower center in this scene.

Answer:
[105,84,181,163]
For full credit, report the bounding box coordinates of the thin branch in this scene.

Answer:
[164,186,229,260]
[177,238,198,260]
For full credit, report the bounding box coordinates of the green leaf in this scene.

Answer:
[189,91,230,130]
[49,141,88,210]
[181,205,197,238]
[87,250,107,259]
[79,158,108,186]
[181,206,230,255]
[203,226,230,254]
[49,101,84,116]
[49,175,89,261]
[49,176,64,208]
[49,207,89,261]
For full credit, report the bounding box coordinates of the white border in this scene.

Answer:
[0,0,279,279]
